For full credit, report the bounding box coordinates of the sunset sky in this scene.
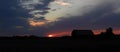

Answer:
[0,0,120,37]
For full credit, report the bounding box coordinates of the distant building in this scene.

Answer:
[71,30,94,38]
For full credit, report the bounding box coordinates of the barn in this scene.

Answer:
[71,30,94,38]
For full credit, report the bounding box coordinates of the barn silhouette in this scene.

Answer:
[71,30,94,39]
[71,27,117,39]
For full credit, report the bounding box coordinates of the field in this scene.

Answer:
[0,37,120,52]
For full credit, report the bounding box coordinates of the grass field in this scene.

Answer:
[0,37,120,52]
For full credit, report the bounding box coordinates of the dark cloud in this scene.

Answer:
[34,17,46,21]
[19,0,54,20]
[0,0,53,36]
[0,0,29,32]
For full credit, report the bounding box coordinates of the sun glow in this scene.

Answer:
[48,35,54,37]
[47,31,71,37]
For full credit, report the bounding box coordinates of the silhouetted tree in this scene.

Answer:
[99,27,115,39]
[106,27,114,35]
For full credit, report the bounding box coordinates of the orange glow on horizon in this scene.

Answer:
[47,30,120,37]
[29,21,45,26]
[93,29,120,35]
[113,30,120,35]
[93,30,106,35]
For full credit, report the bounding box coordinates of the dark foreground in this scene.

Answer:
[0,37,120,52]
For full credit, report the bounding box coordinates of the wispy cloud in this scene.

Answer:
[54,0,70,6]
[19,0,53,26]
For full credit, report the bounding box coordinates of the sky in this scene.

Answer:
[0,0,120,37]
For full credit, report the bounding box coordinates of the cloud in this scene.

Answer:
[28,18,47,26]
[54,0,70,6]
[19,0,54,26]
